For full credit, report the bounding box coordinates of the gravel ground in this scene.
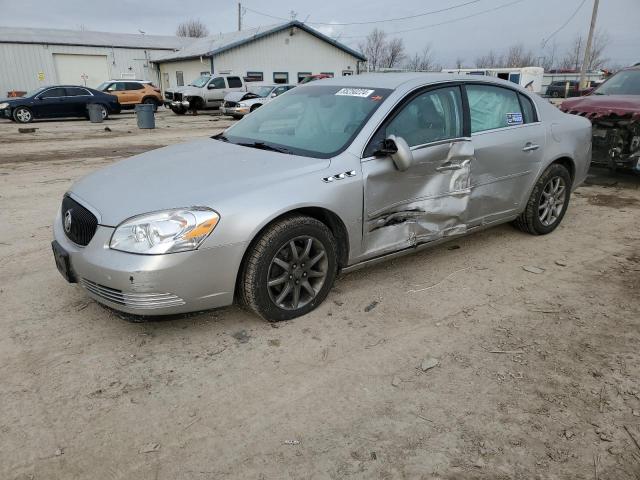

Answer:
[1,110,639,480]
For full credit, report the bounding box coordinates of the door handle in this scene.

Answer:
[436,162,463,172]
[522,143,540,152]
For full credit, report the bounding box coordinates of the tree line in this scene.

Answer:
[358,27,612,72]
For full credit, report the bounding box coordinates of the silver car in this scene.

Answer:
[52,73,592,321]
[221,84,295,118]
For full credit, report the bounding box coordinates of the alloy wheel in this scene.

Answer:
[16,108,31,123]
[538,176,566,226]
[267,236,328,310]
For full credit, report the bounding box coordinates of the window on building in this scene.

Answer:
[176,71,184,87]
[321,72,334,77]
[297,72,311,83]
[227,76,243,88]
[273,72,289,84]
[200,71,210,76]
[466,84,523,133]
[246,71,263,82]
[342,70,353,76]
[385,86,463,148]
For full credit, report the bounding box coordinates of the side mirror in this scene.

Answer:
[270,92,277,98]
[386,135,413,171]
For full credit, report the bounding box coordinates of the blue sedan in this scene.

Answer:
[0,85,120,123]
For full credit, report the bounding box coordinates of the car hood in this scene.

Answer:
[224,91,261,102]
[561,94,640,119]
[69,138,330,226]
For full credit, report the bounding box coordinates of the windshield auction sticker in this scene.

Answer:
[335,88,375,98]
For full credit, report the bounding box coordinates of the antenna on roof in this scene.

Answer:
[138,29,146,35]
[289,10,298,21]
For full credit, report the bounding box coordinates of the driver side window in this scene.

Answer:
[209,77,226,89]
[385,86,463,148]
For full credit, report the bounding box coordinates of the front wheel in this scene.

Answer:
[171,106,186,115]
[13,107,33,123]
[239,215,338,321]
[513,163,571,235]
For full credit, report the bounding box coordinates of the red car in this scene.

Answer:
[560,66,640,172]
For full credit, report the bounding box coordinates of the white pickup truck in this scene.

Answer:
[164,74,245,114]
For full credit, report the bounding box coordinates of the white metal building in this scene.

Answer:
[0,27,188,96]
[153,21,366,91]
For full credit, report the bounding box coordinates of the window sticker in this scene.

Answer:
[335,88,375,98]
[506,112,523,125]
[370,95,383,101]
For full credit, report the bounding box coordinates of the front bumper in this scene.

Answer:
[53,209,247,315]
[220,106,250,117]
[0,108,11,119]
[169,100,190,109]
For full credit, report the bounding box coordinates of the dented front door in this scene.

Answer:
[362,140,473,257]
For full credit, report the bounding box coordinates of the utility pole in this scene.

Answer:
[238,2,242,31]
[579,0,599,89]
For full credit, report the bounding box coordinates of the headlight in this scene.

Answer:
[238,102,247,107]
[110,207,219,254]
[0,102,8,109]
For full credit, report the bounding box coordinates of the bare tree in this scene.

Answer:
[475,49,503,68]
[358,29,388,72]
[504,44,536,67]
[455,57,464,69]
[176,19,210,38]
[382,38,406,69]
[559,31,609,71]
[537,41,558,71]
[405,45,439,71]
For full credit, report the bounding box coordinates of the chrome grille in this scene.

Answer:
[224,101,238,108]
[81,278,185,310]
[173,92,183,101]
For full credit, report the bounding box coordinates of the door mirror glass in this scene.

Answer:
[386,135,413,171]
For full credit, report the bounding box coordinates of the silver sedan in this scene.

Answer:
[52,73,592,321]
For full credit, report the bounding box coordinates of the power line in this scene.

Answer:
[244,0,484,26]
[541,0,588,48]
[338,0,527,39]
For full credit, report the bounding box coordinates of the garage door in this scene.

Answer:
[53,54,109,88]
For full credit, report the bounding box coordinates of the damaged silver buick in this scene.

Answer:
[52,73,591,321]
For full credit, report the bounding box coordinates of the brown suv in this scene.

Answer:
[97,80,162,112]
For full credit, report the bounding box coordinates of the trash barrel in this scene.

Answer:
[87,104,104,123]
[135,103,156,129]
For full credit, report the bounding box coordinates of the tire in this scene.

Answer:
[13,106,33,123]
[250,104,262,112]
[171,106,186,115]
[513,163,571,235]
[142,97,158,112]
[94,104,109,120]
[239,215,338,322]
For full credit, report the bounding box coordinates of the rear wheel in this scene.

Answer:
[239,215,338,321]
[513,163,571,235]
[13,107,33,123]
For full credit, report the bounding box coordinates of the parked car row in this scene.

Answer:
[0,79,163,123]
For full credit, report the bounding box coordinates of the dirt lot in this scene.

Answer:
[1,110,639,480]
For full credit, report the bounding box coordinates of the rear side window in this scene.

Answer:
[66,87,91,96]
[125,82,144,90]
[518,93,538,123]
[467,84,523,133]
[227,76,242,88]
[385,86,463,148]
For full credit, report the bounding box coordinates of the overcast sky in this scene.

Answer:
[1,0,638,67]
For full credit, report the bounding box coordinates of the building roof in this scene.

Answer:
[152,21,366,63]
[0,26,190,50]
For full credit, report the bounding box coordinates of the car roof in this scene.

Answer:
[107,79,151,83]
[304,72,526,92]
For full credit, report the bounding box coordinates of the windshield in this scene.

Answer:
[249,86,275,97]
[594,70,640,95]
[223,85,391,158]
[96,82,110,91]
[189,75,211,88]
